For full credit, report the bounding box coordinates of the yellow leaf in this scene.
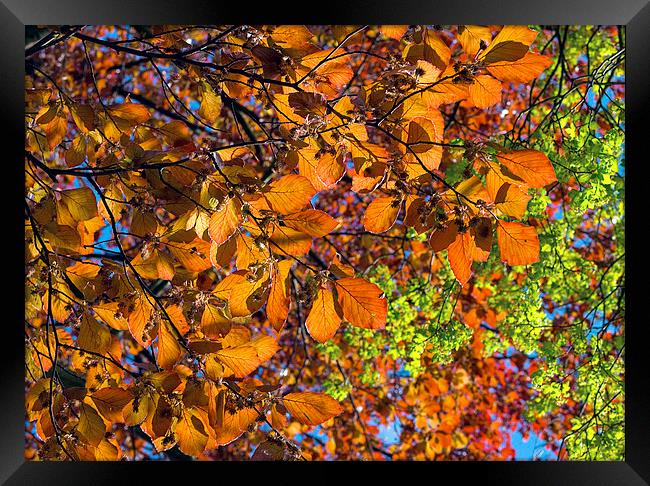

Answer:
[123,391,154,426]
[77,314,111,355]
[70,103,96,133]
[77,403,106,446]
[59,187,98,222]
[198,81,222,124]
[66,261,100,301]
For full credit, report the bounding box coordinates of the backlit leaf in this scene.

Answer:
[497,221,540,266]
[363,196,401,234]
[335,277,387,330]
[306,284,343,342]
[282,391,343,426]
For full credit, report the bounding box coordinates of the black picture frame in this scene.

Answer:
[4,1,647,484]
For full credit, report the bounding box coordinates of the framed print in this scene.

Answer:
[4,0,649,483]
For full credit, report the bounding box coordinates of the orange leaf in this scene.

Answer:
[486,169,531,219]
[93,302,129,331]
[213,270,247,300]
[487,52,553,83]
[298,49,354,99]
[405,195,439,235]
[496,150,557,188]
[252,440,288,461]
[267,260,293,331]
[214,406,258,446]
[316,153,346,187]
[201,303,232,339]
[250,335,280,363]
[214,344,260,378]
[43,114,67,150]
[468,75,502,108]
[470,217,493,262]
[405,116,444,171]
[175,408,209,457]
[447,231,474,285]
[167,238,212,273]
[283,210,338,237]
[334,277,387,329]
[282,391,343,426]
[108,102,151,124]
[228,272,271,317]
[363,196,401,234]
[131,249,175,281]
[497,221,540,266]
[306,285,343,342]
[128,295,155,348]
[486,52,553,83]
[429,223,459,252]
[208,198,242,245]
[404,29,451,71]
[380,25,409,40]
[479,26,538,64]
[90,388,132,423]
[458,25,492,57]
[263,174,317,215]
[270,225,313,256]
[156,321,182,370]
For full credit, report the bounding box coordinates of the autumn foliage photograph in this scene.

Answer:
[24,24,625,461]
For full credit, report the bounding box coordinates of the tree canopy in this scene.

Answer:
[25,24,625,461]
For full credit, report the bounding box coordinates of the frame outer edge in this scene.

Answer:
[625,1,650,484]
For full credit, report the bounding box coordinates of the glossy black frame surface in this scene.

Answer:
[3,1,647,484]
